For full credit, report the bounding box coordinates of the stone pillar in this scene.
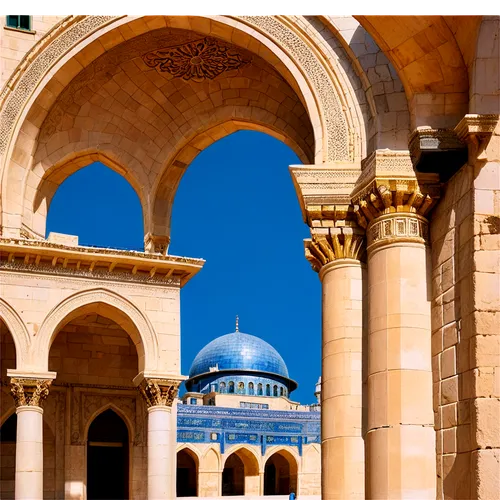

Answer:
[290,163,366,500]
[352,150,440,499]
[9,377,52,500]
[305,227,366,500]
[137,377,181,500]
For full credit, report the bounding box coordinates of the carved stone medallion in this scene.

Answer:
[143,37,248,81]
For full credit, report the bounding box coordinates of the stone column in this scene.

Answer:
[305,227,366,500]
[9,377,52,500]
[137,378,181,500]
[352,150,440,499]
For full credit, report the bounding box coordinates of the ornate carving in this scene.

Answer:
[304,227,365,272]
[0,16,117,154]
[367,213,429,249]
[238,16,350,162]
[10,378,52,408]
[0,260,180,287]
[137,378,181,408]
[351,150,440,230]
[143,37,248,81]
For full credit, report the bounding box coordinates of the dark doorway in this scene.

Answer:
[0,414,17,500]
[87,409,129,500]
[177,449,198,497]
[264,452,297,495]
[222,453,245,496]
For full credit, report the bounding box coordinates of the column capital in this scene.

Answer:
[137,378,181,408]
[305,227,365,273]
[9,378,52,408]
[351,150,440,230]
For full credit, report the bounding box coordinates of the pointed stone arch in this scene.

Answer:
[84,402,135,443]
[33,288,158,373]
[264,447,299,495]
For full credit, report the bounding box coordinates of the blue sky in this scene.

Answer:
[47,131,321,403]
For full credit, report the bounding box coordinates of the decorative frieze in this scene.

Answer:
[367,213,429,250]
[304,227,365,272]
[137,378,181,408]
[10,378,52,408]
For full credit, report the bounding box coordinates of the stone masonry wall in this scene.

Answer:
[430,151,500,499]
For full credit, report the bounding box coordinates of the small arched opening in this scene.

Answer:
[177,448,198,497]
[222,448,260,496]
[87,409,129,500]
[228,381,235,394]
[264,450,298,495]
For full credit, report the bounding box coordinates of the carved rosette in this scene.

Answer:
[137,378,180,408]
[305,227,365,273]
[10,378,52,408]
[143,37,248,82]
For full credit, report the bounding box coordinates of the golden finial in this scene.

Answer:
[235,315,239,332]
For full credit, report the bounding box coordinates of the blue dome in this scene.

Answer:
[188,331,289,379]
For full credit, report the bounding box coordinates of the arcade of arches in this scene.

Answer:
[0,14,499,500]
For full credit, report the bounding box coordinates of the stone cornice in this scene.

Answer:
[289,163,361,227]
[454,114,500,162]
[350,150,440,229]
[0,238,205,287]
[304,227,365,272]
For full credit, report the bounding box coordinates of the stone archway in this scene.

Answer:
[264,449,298,495]
[177,448,199,497]
[222,447,260,496]
[33,288,158,373]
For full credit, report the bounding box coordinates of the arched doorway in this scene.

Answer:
[177,448,198,497]
[0,413,16,500]
[264,450,298,495]
[87,409,129,500]
[222,448,260,496]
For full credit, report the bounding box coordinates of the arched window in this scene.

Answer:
[273,385,278,397]
[280,387,284,396]
[257,383,263,396]
[266,384,271,396]
[47,163,144,250]
[248,382,255,395]
[238,382,245,394]
[229,381,235,394]
[219,382,226,394]
[177,449,198,497]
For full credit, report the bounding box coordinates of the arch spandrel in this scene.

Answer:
[0,15,365,240]
[33,288,158,373]
[0,298,31,369]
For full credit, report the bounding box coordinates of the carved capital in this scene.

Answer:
[137,378,180,408]
[10,378,52,408]
[454,114,500,163]
[351,150,440,230]
[144,233,170,255]
[367,213,429,251]
[305,227,365,272]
